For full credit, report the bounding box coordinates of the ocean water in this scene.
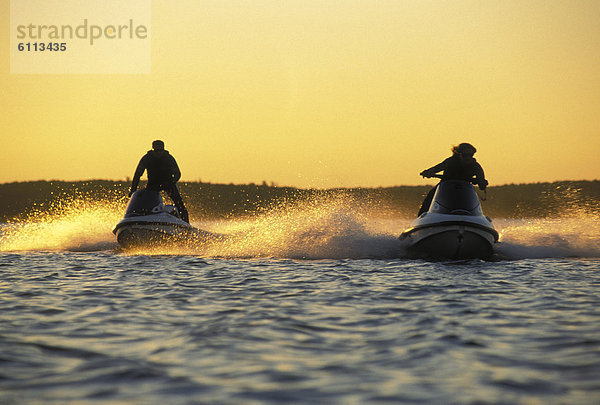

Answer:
[1,199,599,404]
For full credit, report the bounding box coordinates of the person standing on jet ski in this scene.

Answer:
[417,143,488,216]
[129,140,190,223]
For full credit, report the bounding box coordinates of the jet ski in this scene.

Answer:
[399,177,499,259]
[113,189,215,249]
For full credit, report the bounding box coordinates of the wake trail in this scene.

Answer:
[494,216,600,260]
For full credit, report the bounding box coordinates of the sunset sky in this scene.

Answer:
[1,0,599,188]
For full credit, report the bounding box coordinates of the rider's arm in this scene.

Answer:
[420,159,448,177]
[170,156,181,183]
[129,156,147,195]
[474,163,488,190]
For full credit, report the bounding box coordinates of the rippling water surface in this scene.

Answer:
[1,203,599,403]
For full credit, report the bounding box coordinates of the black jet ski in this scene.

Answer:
[399,178,499,259]
[113,189,215,249]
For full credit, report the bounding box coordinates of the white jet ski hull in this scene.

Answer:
[399,216,498,260]
[113,213,199,249]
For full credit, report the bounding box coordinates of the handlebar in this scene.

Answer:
[422,173,478,184]
[422,173,487,198]
[421,172,443,179]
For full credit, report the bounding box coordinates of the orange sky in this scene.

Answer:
[1,0,599,187]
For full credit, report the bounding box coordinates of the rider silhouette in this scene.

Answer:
[417,143,488,216]
[129,140,189,223]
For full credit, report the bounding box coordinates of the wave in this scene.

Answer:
[1,196,599,260]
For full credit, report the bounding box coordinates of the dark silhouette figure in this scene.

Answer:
[417,143,488,216]
[129,140,189,223]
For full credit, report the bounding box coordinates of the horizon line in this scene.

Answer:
[1,178,598,189]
